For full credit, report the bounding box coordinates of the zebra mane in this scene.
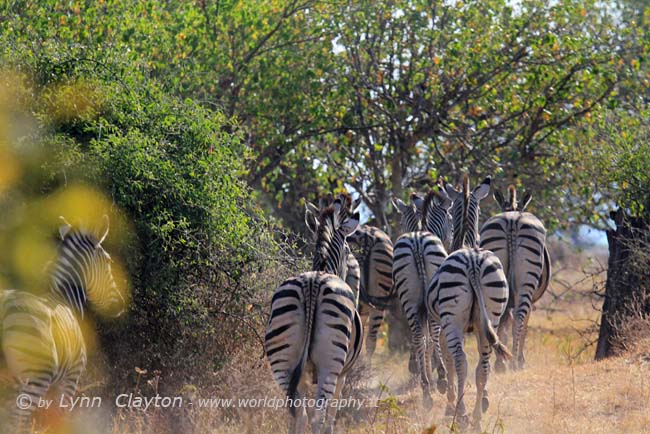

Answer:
[422,189,447,218]
[456,174,471,250]
[338,191,353,214]
[312,198,359,276]
[313,203,342,272]
[508,185,517,210]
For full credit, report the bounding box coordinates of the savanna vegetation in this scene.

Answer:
[0,0,649,433]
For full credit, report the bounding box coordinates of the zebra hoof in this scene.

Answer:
[482,396,490,413]
[436,378,448,394]
[494,361,506,374]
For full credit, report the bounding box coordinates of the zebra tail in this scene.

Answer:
[469,272,512,361]
[507,231,516,309]
[287,280,318,417]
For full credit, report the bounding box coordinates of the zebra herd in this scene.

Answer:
[265,175,550,433]
[0,216,125,434]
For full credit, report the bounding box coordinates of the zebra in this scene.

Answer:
[1,215,125,433]
[391,191,450,407]
[306,195,361,307]
[426,175,511,428]
[266,197,363,434]
[346,225,394,361]
[480,185,550,371]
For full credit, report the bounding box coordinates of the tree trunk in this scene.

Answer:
[595,208,650,360]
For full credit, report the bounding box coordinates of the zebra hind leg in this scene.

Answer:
[322,373,348,434]
[511,304,530,371]
[514,310,531,370]
[445,330,469,429]
[289,377,309,434]
[494,308,512,373]
[409,321,433,408]
[311,371,343,434]
[365,308,384,363]
[441,336,456,417]
[472,326,493,429]
[428,317,447,394]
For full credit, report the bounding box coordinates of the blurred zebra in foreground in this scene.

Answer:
[426,175,511,429]
[346,224,394,363]
[480,185,550,371]
[266,196,362,434]
[1,216,125,434]
[392,191,450,407]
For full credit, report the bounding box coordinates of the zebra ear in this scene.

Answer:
[341,212,360,236]
[520,192,532,211]
[352,196,362,212]
[494,190,506,210]
[436,188,452,208]
[58,216,72,240]
[473,176,491,201]
[392,198,407,214]
[305,200,319,216]
[444,182,460,201]
[97,214,110,245]
[304,201,319,234]
[411,193,424,211]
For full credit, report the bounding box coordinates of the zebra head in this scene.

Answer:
[307,198,359,278]
[494,184,532,212]
[422,187,452,242]
[54,215,126,319]
[444,174,491,251]
[392,192,424,233]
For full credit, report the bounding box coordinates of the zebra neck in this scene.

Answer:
[425,211,450,241]
[49,275,86,318]
[312,234,346,279]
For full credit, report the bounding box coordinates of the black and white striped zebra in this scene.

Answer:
[426,175,511,428]
[392,191,450,407]
[1,216,125,433]
[480,185,550,371]
[346,225,394,361]
[266,198,363,434]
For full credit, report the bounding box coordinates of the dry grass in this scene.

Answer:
[16,247,650,433]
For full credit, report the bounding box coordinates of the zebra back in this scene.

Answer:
[348,225,395,309]
[490,184,550,303]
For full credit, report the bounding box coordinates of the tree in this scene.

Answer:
[309,0,639,233]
